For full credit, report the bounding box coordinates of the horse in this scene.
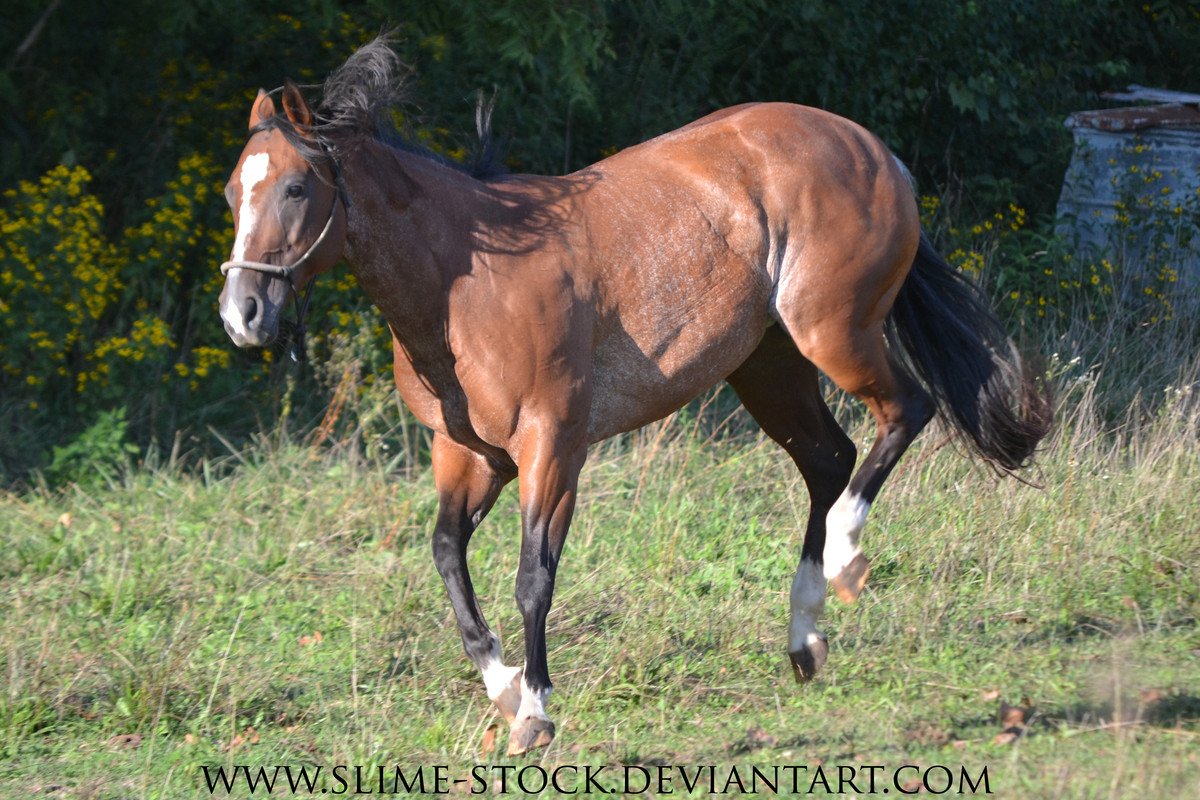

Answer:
[217,37,1052,755]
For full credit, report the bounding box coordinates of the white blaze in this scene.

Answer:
[221,292,248,338]
[231,153,270,262]
[221,153,271,336]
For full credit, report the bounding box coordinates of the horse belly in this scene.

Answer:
[585,275,771,442]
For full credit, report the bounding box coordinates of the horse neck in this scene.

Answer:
[338,140,587,340]
[339,141,484,334]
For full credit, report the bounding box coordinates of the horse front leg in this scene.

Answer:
[428,434,522,721]
[507,432,587,756]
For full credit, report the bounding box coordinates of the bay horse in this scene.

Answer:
[218,37,1051,755]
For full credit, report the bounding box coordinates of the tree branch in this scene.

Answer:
[7,0,65,72]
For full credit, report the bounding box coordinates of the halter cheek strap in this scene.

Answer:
[219,188,343,281]
[219,172,348,362]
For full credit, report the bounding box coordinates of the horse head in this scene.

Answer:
[219,81,347,349]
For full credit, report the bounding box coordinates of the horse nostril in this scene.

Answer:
[243,296,259,327]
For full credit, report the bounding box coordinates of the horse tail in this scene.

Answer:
[886,233,1053,471]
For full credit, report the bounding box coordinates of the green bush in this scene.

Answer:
[3,0,1199,484]
[44,406,140,487]
[0,154,406,484]
[1,165,121,401]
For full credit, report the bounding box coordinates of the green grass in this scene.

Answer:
[2,318,1199,798]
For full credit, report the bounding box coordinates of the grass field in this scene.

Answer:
[2,304,1199,799]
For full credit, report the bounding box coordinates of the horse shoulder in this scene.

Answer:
[440,257,596,448]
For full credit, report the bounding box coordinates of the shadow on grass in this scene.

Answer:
[1044,692,1200,733]
[1148,693,1200,728]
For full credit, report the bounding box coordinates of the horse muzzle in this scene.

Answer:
[219,271,286,347]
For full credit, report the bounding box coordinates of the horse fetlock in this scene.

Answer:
[489,679,523,725]
[823,491,870,604]
[482,663,524,724]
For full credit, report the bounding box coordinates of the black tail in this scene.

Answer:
[886,233,1053,471]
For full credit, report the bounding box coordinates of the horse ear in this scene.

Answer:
[281,79,314,129]
[249,89,275,130]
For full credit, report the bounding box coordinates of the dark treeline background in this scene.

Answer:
[2,0,1198,484]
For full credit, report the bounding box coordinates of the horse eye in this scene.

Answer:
[286,183,305,199]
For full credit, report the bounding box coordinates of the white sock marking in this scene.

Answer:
[823,491,870,580]
[480,649,522,703]
[789,557,826,655]
[514,673,552,724]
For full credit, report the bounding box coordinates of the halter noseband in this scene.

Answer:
[220,156,350,362]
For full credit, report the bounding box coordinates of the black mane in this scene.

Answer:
[254,35,500,179]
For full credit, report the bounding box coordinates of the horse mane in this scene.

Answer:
[253,35,502,179]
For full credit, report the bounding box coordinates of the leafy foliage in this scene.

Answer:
[44,406,139,487]
[2,0,1199,482]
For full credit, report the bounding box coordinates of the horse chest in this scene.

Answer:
[389,342,481,439]
[389,338,522,461]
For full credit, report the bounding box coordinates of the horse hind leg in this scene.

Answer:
[726,327,856,681]
[794,321,935,604]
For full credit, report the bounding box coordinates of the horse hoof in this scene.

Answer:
[506,717,555,756]
[790,633,829,683]
[829,553,870,604]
